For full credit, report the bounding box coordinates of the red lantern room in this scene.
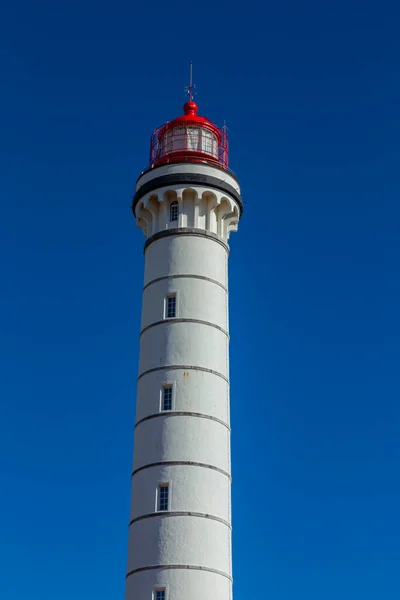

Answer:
[149,100,229,170]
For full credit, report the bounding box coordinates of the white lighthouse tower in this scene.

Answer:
[126,74,243,600]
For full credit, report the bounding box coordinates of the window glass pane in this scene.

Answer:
[202,129,218,157]
[163,387,172,411]
[162,129,173,154]
[159,485,169,511]
[187,126,202,151]
[167,296,176,318]
[171,126,186,151]
[156,591,165,600]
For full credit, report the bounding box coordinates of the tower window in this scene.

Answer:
[158,484,169,511]
[155,591,165,600]
[170,201,179,222]
[166,295,176,318]
[162,386,173,411]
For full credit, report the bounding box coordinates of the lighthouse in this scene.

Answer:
[126,73,243,600]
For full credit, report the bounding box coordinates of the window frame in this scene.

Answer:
[165,294,177,319]
[157,483,169,512]
[162,385,173,411]
[154,589,167,600]
[169,200,179,223]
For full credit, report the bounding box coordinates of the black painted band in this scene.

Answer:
[137,365,229,384]
[126,564,232,582]
[140,318,229,338]
[135,411,230,431]
[144,227,229,253]
[137,160,240,186]
[143,273,227,293]
[132,461,231,481]
[129,511,231,529]
[132,172,243,217]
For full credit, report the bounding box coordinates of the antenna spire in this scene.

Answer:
[185,61,195,102]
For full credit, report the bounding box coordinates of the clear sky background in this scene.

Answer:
[1,1,399,599]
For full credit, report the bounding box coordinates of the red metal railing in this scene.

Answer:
[149,123,229,169]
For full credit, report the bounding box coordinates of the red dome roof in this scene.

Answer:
[157,101,222,143]
[183,101,198,115]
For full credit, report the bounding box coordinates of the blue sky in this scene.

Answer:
[1,1,399,598]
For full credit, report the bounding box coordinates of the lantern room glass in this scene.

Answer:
[160,126,218,159]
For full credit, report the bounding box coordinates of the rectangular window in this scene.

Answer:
[162,386,172,411]
[166,295,176,318]
[158,484,169,511]
[170,201,179,222]
[155,591,165,600]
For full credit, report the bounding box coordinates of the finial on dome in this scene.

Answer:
[183,100,198,115]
